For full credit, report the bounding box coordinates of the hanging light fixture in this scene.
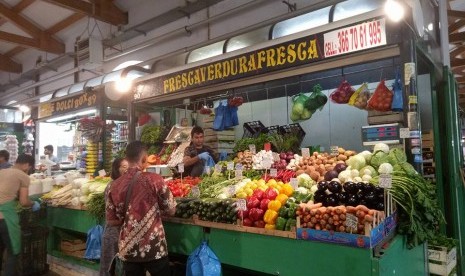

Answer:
[384,0,405,22]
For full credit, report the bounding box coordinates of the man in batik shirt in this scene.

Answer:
[107,141,176,276]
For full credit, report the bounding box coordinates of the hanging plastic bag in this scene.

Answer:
[213,101,227,131]
[304,84,328,112]
[186,241,221,276]
[84,225,104,260]
[391,70,404,111]
[290,93,312,122]
[330,80,355,104]
[348,83,370,110]
[367,80,393,112]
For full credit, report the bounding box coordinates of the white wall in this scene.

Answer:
[37,122,75,162]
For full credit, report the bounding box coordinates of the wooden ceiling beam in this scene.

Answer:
[451,58,465,68]
[47,13,85,34]
[448,10,465,19]
[451,45,465,58]
[0,31,64,54]
[0,53,22,73]
[5,46,26,57]
[456,77,465,84]
[0,2,42,37]
[449,19,465,34]
[42,0,127,26]
[452,67,465,74]
[12,0,36,12]
[449,32,465,44]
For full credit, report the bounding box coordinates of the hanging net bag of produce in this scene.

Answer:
[348,83,370,110]
[330,79,355,104]
[290,93,311,122]
[186,241,221,276]
[391,70,404,111]
[367,80,393,112]
[304,84,328,113]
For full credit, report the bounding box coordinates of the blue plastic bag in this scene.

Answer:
[84,225,104,260]
[186,241,221,276]
[391,70,403,111]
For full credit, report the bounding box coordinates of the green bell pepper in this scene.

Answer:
[278,206,289,218]
[287,203,297,218]
[285,218,297,231]
[276,217,287,231]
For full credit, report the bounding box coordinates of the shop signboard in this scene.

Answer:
[135,17,391,100]
[38,89,100,119]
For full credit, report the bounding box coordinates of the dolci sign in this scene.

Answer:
[38,89,100,119]
[135,17,392,101]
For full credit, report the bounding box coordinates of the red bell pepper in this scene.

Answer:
[238,210,249,220]
[253,189,265,200]
[243,218,253,227]
[249,208,264,222]
[246,196,260,209]
[265,187,278,200]
[260,198,270,211]
[253,220,266,228]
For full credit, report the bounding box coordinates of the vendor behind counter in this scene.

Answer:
[182,126,218,177]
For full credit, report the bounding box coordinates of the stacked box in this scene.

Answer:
[202,117,236,154]
[428,246,457,275]
[422,130,435,181]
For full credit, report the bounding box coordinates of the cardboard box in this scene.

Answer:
[60,240,86,252]
[296,212,397,249]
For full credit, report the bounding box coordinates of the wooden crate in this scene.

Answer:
[428,246,457,275]
[60,239,86,252]
[367,111,404,125]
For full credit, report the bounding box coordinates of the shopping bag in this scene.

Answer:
[367,80,393,112]
[290,93,311,122]
[109,254,125,276]
[84,225,104,260]
[348,83,370,110]
[304,84,328,112]
[391,70,404,111]
[186,241,221,276]
[330,80,355,104]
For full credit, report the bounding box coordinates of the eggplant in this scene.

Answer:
[337,192,348,204]
[374,186,385,195]
[376,202,385,211]
[346,194,358,206]
[313,190,326,203]
[355,182,364,192]
[324,170,339,181]
[334,163,347,173]
[328,181,342,193]
[343,181,357,194]
[317,181,329,191]
[363,183,375,193]
[324,194,338,207]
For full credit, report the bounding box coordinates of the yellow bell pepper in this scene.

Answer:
[263,209,278,224]
[281,184,294,197]
[276,194,288,205]
[265,223,276,230]
[267,200,282,212]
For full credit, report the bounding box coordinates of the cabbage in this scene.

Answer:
[346,154,366,170]
[361,165,378,177]
[338,170,351,183]
[79,196,89,204]
[373,143,389,153]
[350,169,359,178]
[388,148,407,165]
[359,151,373,163]
[292,102,305,115]
[296,187,309,194]
[370,151,389,169]
[378,163,394,174]
[80,183,90,195]
[353,176,362,182]
[362,175,372,182]
[95,184,107,193]
[297,173,314,188]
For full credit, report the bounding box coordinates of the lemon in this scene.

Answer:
[236,192,247,199]
[267,179,277,186]
[258,179,266,186]
[245,188,253,196]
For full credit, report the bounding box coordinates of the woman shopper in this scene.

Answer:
[100,158,128,276]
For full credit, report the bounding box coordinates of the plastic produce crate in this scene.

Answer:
[428,245,457,275]
[19,226,49,275]
[279,123,306,143]
[261,125,280,135]
[19,206,47,228]
[242,121,265,138]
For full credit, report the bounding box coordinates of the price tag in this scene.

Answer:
[191,186,200,198]
[273,153,281,162]
[330,146,339,156]
[98,169,106,177]
[270,168,278,177]
[301,148,310,158]
[237,199,247,211]
[262,159,272,169]
[214,164,222,173]
[290,178,298,189]
[249,144,256,154]
[205,166,211,175]
[228,185,236,195]
[345,213,358,230]
[178,163,184,173]
[155,166,161,174]
[235,169,243,180]
[227,162,234,170]
[379,174,392,189]
[323,18,387,58]
[235,163,243,170]
[399,128,410,139]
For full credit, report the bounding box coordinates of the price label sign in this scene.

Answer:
[98,169,106,177]
[191,186,200,198]
[270,168,278,177]
[399,128,410,139]
[301,148,310,158]
[228,185,236,195]
[290,178,298,189]
[237,199,247,211]
[330,146,339,156]
[178,163,184,173]
[324,18,387,58]
[214,164,222,173]
[235,169,243,180]
[379,174,392,189]
[235,163,243,170]
[345,213,358,230]
[205,166,211,175]
[249,144,256,154]
[155,166,161,174]
[227,162,234,171]
[273,153,281,162]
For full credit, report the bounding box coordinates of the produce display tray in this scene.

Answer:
[428,246,457,276]
[296,212,397,249]
[165,126,193,143]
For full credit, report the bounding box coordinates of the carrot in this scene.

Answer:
[356,210,366,220]
[355,205,370,213]
[310,217,317,224]
[308,203,322,210]
[333,214,340,221]
[315,224,321,230]
[368,209,375,215]
[308,222,315,228]
[339,225,346,232]
[364,214,374,222]
[315,207,327,215]
[339,213,346,221]
[346,206,357,213]
[320,219,327,227]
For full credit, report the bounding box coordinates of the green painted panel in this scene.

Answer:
[164,222,205,255]
[46,207,99,233]
[375,236,427,276]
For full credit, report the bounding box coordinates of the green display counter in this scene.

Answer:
[45,207,427,275]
